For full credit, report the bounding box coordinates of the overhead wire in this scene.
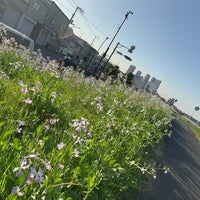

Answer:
[65,0,76,8]
[56,0,73,14]
[56,0,108,41]
[72,0,79,7]
[77,15,96,36]
[67,0,107,37]
[80,13,107,37]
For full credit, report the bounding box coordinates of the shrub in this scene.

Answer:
[0,35,173,199]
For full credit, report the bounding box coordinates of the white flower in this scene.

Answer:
[74,148,80,157]
[164,169,169,174]
[59,164,65,169]
[168,133,172,138]
[97,103,103,112]
[141,167,146,174]
[130,160,136,165]
[38,140,43,146]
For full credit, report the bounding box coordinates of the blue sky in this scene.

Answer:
[55,0,200,121]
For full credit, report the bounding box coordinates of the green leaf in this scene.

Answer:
[13,138,22,150]
[1,129,15,139]
[85,172,96,189]
[0,122,4,128]
[54,177,62,184]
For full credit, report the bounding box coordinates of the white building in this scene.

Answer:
[0,0,69,48]
[146,77,161,94]
[126,65,136,74]
[126,65,161,95]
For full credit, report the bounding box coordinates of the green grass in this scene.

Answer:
[180,116,200,140]
[0,35,174,199]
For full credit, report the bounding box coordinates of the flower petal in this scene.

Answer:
[12,186,19,194]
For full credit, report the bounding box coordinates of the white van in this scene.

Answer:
[0,22,34,52]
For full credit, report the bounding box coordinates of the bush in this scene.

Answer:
[0,37,173,199]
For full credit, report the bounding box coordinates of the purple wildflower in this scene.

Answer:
[57,142,64,150]
[18,80,25,86]
[25,176,31,186]
[11,186,23,196]
[35,81,41,90]
[35,168,44,183]
[13,157,29,177]
[21,86,28,94]
[30,167,45,183]
[24,98,32,104]
[16,169,22,177]
[45,162,51,170]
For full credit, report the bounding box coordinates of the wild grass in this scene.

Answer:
[180,116,200,140]
[0,33,174,199]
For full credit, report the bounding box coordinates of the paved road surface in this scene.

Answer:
[141,119,200,200]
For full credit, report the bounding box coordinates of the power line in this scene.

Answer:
[76,15,96,36]
[65,0,76,8]
[56,0,73,14]
[72,0,78,7]
[80,13,107,37]
[56,0,107,38]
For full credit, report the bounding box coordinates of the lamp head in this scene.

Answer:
[128,45,136,53]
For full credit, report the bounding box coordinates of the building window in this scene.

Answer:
[33,2,40,10]
[0,5,6,19]
[41,9,47,17]
[46,0,52,4]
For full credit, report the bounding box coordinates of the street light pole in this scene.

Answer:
[98,36,108,52]
[104,42,120,69]
[96,10,133,72]
[90,36,98,47]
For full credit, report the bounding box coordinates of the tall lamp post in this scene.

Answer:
[91,36,99,47]
[98,36,109,52]
[95,10,133,72]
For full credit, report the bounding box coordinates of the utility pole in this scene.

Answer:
[63,6,83,36]
[95,10,133,74]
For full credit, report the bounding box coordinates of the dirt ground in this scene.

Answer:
[141,119,200,200]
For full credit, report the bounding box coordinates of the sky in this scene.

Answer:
[55,0,200,121]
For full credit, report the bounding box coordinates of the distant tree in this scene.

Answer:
[126,72,134,85]
[105,64,120,80]
[167,98,178,106]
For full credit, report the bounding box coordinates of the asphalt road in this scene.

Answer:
[141,118,200,200]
